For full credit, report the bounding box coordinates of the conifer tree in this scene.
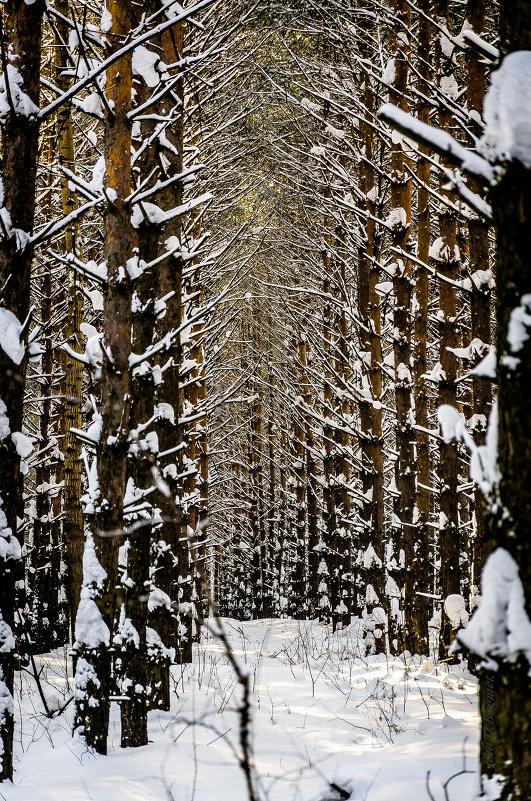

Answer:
[0,0,45,779]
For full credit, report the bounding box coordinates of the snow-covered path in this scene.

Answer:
[5,619,479,801]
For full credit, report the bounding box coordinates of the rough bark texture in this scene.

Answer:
[152,18,191,667]
[333,232,352,625]
[465,0,492,601]
[472,7,531,796]
[289,309,307,619]
[55,0,85,638]
[479,160,531,801]
[357,32,386,653]
[499,1,531,53]
[410,0,432,658]
[30,251,59,653]
[389,0,414,654]
[321,260,338,627]
[72,0,134,753]
[0,0,44,780]
[435,0,461,658]
[300,315,320,620]
[248,355,267,618]
[266,379,277,612]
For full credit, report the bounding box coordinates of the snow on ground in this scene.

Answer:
[5,619,479,801]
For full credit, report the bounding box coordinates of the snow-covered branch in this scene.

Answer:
[378,103,495,183]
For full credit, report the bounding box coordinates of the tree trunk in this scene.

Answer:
[465,0,492,604]
[72,0,134,753]
[0,0,45,779]
[435,0,461,658]
[478,156,531,801]
[389,0,415,654]
[410,0,432,657]
[55,0,85,640]
[357,33,386,653]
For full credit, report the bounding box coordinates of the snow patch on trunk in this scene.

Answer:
[507,293,531,353]
[482,50,531,168]
[74,534,110,649]
[0,308,25,365]
[0,65,39,118]
[456,548,531,670]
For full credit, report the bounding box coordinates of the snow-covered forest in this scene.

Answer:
[0,0,530,799]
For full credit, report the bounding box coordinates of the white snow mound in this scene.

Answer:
[482,50,531,168]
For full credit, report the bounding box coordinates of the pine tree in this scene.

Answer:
[0,0,45,779]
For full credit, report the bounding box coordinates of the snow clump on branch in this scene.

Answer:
[482,50,531,168]
[455,548,531,670]
[0,66,39,118]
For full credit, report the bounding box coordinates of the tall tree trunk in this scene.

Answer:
[473,8,531,794]
[30,247,58,653]
[0,0,45,779]
[301,314,320,620]
[55,0,85,640]
[409,0,432,658]
[465,0,492,603]
[289,314,307,619]
[332,233,352,628]
[477,158,531,801]
[72,0,134,753]
[357,36,386,653]
[266,378,277,613]
[434,0,461,657]
[248,334,267,618]
[321,263,337,627]
[151,17,192,667]
[389,0,415,654]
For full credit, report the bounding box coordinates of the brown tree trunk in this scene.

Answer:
[333,229,352,626]
[434,0,461,658]
[465,0,492,603]
[247,329,267,618]
[31,251,57,653]
[300,311,320,620]
[55,0,84,640]
[321,262,337,626]
[150,18,193,668]
[289,315,307,619]
[477,153,531,798]
[72,0,134,753]
[474,6,531,783]
[472,18,531,799]
[0,0,45,779]
[410,0,432,658]
[356,36,386,653]
[389,0,415,654]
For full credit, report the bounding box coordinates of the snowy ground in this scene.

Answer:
[5,619,479,801]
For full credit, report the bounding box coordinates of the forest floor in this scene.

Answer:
[4,619,479,801]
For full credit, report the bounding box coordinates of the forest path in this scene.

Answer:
[5,619,478,801]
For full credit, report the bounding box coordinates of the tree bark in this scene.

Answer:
[410,0,432,658]
[434,0,461,658]
[356,32,386,653]
[479,158,531,800]
[389,0,415,654]
[465,0,492,603]
[72,0,134,753]
[0,0,45,779]
[55,0,85,640]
